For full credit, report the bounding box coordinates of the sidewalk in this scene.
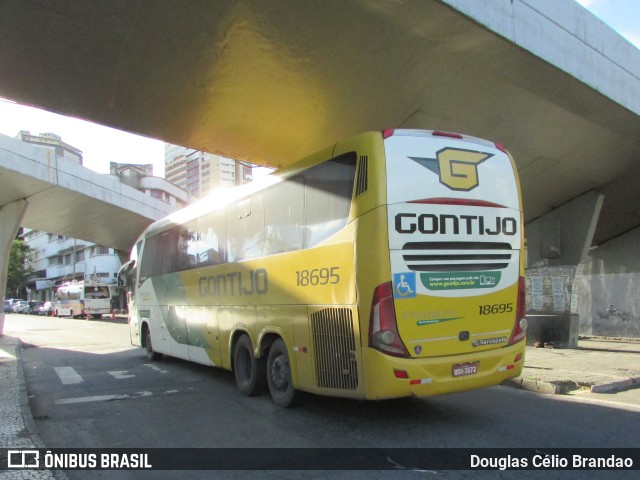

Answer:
[505,337,640,394]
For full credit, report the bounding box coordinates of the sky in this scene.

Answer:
[576,0,640,47]
[0,0,638,177]
[0,97,167,176]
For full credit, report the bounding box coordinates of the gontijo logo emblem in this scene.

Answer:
[409,148,493,191]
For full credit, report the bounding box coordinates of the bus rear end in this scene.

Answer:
[363,129,526,399]
[83,284,113,317]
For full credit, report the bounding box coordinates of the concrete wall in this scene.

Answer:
[579,227,640,338]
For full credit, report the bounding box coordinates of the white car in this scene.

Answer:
[4,299,22,312]
[12,300,29,313]
[38,301,54,315]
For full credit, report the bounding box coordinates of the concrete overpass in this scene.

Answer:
[0,134,175,332]
[0,134,174,251]
[1,0,639,338]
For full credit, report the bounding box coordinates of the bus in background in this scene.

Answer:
[123,129,526,407]
[55,281,114,319]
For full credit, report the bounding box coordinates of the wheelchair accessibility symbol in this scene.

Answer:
[393,272,416,299]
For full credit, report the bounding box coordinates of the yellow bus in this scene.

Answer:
[122,129,526,407]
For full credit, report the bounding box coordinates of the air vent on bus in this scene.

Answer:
[355,155,369,196]
[311,308,358,390]
[401,241,513,272]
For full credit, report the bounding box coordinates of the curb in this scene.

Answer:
[504,376,640,395]
[590,376,640,393]
[15,338,42,444]
[503,378,564,394]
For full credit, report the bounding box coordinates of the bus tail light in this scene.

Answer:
[369,282,410,358]
[432,131,463,139]
[382,129,395,139]
[509,276,527,345]
[408,197,506,208]
[495,142,508,153]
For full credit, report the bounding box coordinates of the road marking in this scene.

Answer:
[144,363,168,374]
[54,366,84,385]
[108,370,135,379]
[55,391,152,405]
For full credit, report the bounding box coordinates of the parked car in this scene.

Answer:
[4,298,23,312]
[28,301,45,315]
[12,300,29,313]
[38,301,54,316]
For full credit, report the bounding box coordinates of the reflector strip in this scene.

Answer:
[409,378,433,385]
[293,346,307,353]
[498,365,515,372]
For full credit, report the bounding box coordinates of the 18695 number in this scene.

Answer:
[296,267,340,286]
[478,303,513,315]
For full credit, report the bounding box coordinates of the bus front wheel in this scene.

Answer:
[267,339,297,407]
[233,335,265,396]
[144,326,162,361]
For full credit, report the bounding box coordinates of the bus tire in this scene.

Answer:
[144,325,162,361]
[233,335,265,396]
[266,338,297,408]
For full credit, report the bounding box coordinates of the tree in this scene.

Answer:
[5,240,33,298]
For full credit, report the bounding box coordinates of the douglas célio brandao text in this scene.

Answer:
[470,453,634,470]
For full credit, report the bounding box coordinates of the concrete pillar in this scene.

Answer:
[0,199,28,336]
[526,190,604,267]
[524,191,604,348]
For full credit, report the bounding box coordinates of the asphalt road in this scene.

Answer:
[4,314,640,480]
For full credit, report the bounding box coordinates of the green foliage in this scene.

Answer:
[5,240,33,297]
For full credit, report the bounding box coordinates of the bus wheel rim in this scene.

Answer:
[270,355,288,390]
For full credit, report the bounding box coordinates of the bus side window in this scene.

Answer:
[264,175,304,255]
[138,236,158,281]
[196,210,226,267]
[139,227,181,279]
[303,152,357,248]
[227,193,265,262]
[179,224,198,271]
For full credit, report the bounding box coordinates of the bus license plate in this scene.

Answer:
[452,362,478,377]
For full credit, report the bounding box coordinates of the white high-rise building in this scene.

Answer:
[164,144,253,198]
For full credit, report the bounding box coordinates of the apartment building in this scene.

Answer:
[164,144,253,198]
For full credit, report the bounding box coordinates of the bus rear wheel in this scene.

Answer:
[233,335,265,396]
[144,326,162,361]
[267,339,297,407]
